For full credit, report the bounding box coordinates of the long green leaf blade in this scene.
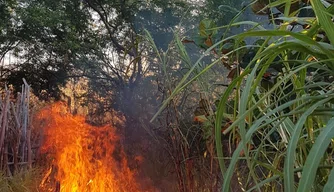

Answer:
[284,98,332,192]
[310,0,334,44]
[297,118,334,192]
[323,166,334,192]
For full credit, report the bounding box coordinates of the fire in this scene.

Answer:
[37,102,142,192]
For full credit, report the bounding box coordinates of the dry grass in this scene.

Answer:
[0,168,43,192]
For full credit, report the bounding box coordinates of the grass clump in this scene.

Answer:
[0,169,43,192]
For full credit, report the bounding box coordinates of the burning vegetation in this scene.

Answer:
[37,102,144,192]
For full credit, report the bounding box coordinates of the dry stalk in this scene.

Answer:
[0,78,34,176]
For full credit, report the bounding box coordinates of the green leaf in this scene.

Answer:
[297,118,334,192]
[323,166,334,192]
[199,18,217,37]
[284,98,332,192]
[220,41,234,52]
[310,0,334,44]
[193,35,210,49]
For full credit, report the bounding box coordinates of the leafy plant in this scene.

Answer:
[151,0,334,191]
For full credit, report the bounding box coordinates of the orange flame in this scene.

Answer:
[37,102,142,192]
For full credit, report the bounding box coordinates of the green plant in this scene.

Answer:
[151,0,334,191]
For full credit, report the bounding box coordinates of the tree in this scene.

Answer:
[0,0,20,63]
[1,0,94,98]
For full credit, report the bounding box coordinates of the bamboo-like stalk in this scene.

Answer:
[4,141,11,176]
[23,78,32,169]
[0,90,10,174]
[0,79,34,175]
[27,125,32,169]
[10,101,20,173]
[20,83,26,163]
[0,90,10,154]
[0,94,3,170]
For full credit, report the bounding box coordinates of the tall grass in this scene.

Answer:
[0,169,42,192]
[150,0,334,191]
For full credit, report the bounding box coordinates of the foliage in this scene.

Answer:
[0,0,93,98]
[3,0,334,191]
[1,0,247,191]
[0,0,190,108]
[152,0,334,191]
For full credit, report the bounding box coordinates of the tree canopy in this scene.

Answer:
[0,0,244,106]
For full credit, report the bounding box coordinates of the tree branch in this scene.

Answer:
[84,0,135,57]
